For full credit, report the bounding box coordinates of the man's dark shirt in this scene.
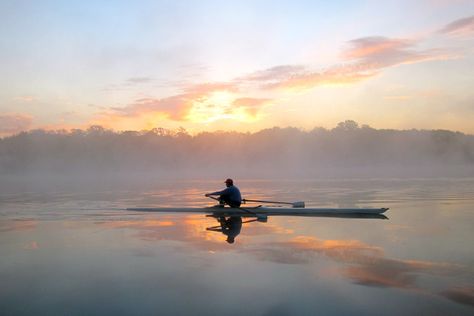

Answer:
[209,185,242,205]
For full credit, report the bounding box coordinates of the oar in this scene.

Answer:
[207,196,267,222]
[242,198,305,208]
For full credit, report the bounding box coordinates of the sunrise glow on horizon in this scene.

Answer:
[1,0,474,136]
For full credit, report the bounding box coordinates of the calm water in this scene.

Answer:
[1,179,473,315]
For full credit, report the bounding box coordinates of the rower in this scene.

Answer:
[205,178,242,208]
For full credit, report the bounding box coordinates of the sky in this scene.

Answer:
[1,0,473,136]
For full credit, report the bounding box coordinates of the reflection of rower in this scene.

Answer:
[219,216,242,244]
[207,215,261,244]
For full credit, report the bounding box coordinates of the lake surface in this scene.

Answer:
[1,178,473,315]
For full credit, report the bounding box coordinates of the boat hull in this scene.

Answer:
[126,206,389,216]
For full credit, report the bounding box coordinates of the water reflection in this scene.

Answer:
[206,216,266,244]
[93,212,474,310]
[202,213,387,244]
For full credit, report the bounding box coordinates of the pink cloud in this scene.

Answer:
[111,94,194,120]
[439,15,474,37]
[343,36,454,67]
[0,113,33,136]
[241,65,307,83]
[245,36,454,91]
[343,37,416,59]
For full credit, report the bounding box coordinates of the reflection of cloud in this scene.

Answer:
[0,220,37,232]
[0,114,33,136]
[97,215,291,250]
[344,259,458,289]
[244,236,463,290]
[439,15,474,37]
[440,287,474,307]
[24,241,39,250]
[99,219,175,229]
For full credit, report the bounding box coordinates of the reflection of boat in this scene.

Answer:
[127,205,389,217]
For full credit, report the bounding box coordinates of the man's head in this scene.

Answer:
[225,178,233,187]
[226,236,235,244]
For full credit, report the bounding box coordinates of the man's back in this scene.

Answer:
[222,185,242,203]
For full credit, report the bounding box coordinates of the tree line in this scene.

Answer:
[1,121,473,178]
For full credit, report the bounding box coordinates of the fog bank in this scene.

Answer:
[1,121,473,185]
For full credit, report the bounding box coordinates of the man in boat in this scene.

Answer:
[205,178,242,207]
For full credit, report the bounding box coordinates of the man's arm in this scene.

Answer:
[205,188,230,197]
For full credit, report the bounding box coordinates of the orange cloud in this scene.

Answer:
[0,113,33,136]
[13,95,37,102]
[101,80,270,125]
[231,98,272,117]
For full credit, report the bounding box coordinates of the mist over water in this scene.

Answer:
[1,121,473,189]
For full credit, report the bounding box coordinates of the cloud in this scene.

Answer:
[231,98,272,117]
[344,36,454,66]
[262,64,378,91]
[111,94,194,120]
[0,114,33,136]
[126,77,153,84]
[91,18,462,127]
[239,36,454,92]
[439,15,474,37]
[13,95,37,102]
[241,65,307,83]
[105,81,268,123]
[343,37,416,59]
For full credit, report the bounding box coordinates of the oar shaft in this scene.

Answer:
[243,198,293,205]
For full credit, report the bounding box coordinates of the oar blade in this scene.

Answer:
[292,201,305,208]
